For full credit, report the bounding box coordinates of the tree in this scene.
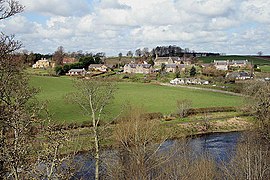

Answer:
[105,106,168,179]
[148,58,155,67]
[0,0,23,20]
[79,55,95,69]
[53,46,64,65]
[176,99,192,118]
[0,1,24,178]
[142,47,149,57]
[68,79,115,180]
[118,52,122,68]
[190,66,196,77]
[126,50,133,57]
[243,81,270,141]
[175,66,180,78]
[135,48,142,57]
[161,63,166,73]
[257,51,263,56]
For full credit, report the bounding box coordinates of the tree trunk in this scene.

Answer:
[94,127,99,180]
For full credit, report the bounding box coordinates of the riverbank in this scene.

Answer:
[62,112,254,154]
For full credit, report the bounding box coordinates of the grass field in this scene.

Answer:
[260,65,270,73]
[30,76,244,123]
[198,55,270,65]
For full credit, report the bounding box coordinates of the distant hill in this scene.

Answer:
[197,55,270,65]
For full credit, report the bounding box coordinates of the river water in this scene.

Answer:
[73,131,242,179]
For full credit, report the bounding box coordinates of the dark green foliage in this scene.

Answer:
[161,63,166,72]
[190,66,196,77]
[175,66,180,78]
[79,56,95,68]
[54,66,64,75]
[148,58,155,66]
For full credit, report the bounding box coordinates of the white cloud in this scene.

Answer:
[19,0,91,16]
[240,0,270,23]
[1,0,269,55]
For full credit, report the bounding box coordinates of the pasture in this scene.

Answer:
[260,65,270,73]
[30,76,244,123]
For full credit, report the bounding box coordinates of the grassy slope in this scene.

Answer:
[30,76,243,123]
[198,55,270,65]
[260,65,270,73]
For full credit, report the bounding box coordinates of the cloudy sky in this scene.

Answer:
[1,0,269,56]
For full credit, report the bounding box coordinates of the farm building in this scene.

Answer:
[67,68,86,76]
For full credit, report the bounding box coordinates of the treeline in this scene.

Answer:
[127,45,220,58]
[54,55,102,75]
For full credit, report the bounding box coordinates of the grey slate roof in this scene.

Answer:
[69,69,85,72]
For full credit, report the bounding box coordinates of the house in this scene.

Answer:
[226,71,252,80]
[170,78,209,85]
[154,57,174,66]
[154,56,192,67]
[88,64,109,72]
[170,78,185,85]
[214,60,229,70]
[32,58,53,69]
[229,60,249,68]
[124,64,153,74]
[214,60,250,71]
[165,64,186,73]
[67,68,86,76]
[63,57,78,64]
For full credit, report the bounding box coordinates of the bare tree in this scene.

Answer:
[176,99,192,118]
[243,81,270,141]
[104,106,169,179]
[135,48,142,57]
[221,133,270,179]
[53,46,65,66]
[68,79,115,180]
[126,50,133,57]
[0,0,23,20]
[257,51,263,56]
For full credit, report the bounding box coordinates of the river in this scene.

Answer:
[73,131,242,179]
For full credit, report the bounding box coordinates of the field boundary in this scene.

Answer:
[160,83,245,96]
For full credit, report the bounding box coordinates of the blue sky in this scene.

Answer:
[0,0,269,56]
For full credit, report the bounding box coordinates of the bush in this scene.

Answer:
[54,66,64,75]
[142,112,163,120]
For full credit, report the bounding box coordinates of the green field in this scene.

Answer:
[198,55,270,65]
[30,76,244,123]
[260,65,270,73]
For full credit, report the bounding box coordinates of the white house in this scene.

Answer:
[67,68,86,76]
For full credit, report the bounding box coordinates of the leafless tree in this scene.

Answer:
[104,106,169,179]
[243,81,270,141]
[221,132,270,179]
[53,46,65,66]
[257,51,263,56]
[0,0,23,20]
[176,99,192,118]
[68,79,115,180]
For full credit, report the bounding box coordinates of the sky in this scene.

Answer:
[0,0,269,56]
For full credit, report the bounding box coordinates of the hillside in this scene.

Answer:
[30,76,244,123]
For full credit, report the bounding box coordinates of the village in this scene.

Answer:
[30,50,269,92]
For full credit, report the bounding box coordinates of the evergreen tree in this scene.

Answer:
[190,66,196,77]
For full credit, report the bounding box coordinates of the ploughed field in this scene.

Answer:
[30,76,244,123]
